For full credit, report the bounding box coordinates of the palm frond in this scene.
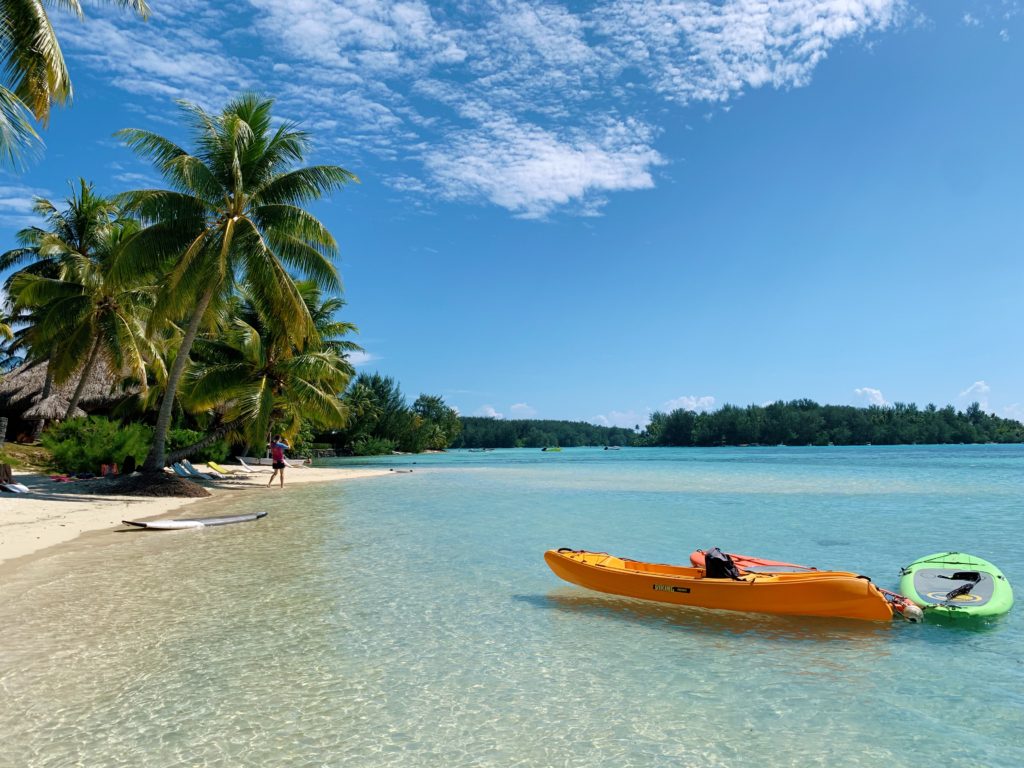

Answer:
[0,85,41,167]
[264,229,341,290]
[253,165,359,206]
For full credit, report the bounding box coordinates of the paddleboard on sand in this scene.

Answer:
[123,511,268,530]
[899,552,1013,618]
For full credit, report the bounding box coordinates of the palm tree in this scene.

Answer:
[1,179,123,435]
[174,285,358,463]
[295,280,362,359]
[116,92,357,471]
[1,179,118,280]
[10,217,156,418]
[0,0,149,165]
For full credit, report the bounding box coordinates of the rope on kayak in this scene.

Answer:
[899,552,976,575]
[875,585,922,622]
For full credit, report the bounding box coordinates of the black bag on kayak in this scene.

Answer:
[705,547,743,580]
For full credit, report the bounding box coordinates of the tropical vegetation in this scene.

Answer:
[641,400,1024,446]
[454,418,637,449]
[0,0,149,165]
[0,93,382,475]
[325,373,461,455]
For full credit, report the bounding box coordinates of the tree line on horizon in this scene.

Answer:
[454,400,1024,449]
[453,418,638,448]
[644,399,1024,446]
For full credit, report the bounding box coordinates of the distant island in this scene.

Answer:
[454,400,1024,448]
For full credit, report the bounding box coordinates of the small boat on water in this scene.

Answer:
[541,447,562,452]
[123,511,268,530]
[544,548,895,621]
[689,549,922,620]
[899,552,1013,619]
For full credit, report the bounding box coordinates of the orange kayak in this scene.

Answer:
[544,549,894,621]
[689,549,923,621]
[689,549,816,572]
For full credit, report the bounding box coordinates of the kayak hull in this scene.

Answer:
[123,511,268,529]
[899,552,1013,618]
[545,549,893,621]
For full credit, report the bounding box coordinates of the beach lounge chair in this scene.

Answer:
[182,459,225,479]
[236,457,268,472]
[171,462,209,480]
[207,461,240,475]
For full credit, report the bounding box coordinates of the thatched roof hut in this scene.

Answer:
[0,358,130,414]
[22,394,86,420]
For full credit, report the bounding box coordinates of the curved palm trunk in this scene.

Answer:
[142,285,217,471]
[30,368,54,441]
[165,414,248,466]
[65,336,103,419]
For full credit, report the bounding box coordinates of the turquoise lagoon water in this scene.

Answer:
[1,445,1021,767]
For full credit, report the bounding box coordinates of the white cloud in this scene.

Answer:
[59,12,251,107]
[509,402,537,417]
[0,182,49,227]
[1003,404,1024,423]
[112,171,159,186]
[476,404,503,419]
[594,409,647,428]
[958,380,990,410]
[594,0,905,103]
[59,0,908,217]
[346,351,378,367]
[422,114,663,218]
[854,387,888,406]
[663,394,716,412]
[962,13,981,27]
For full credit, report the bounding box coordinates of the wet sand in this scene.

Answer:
[0,464,392,571]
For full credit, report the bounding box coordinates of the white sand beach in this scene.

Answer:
[0,464,391,569]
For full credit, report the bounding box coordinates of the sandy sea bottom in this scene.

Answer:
[1,446,1021,767]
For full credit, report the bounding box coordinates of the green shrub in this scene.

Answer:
[42,417,152,474]
[350,435,397,456]
[166,428,230,463]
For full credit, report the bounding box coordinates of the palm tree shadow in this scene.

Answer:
[514,589,901,645]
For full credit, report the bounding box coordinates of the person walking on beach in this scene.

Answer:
[267,435,290,488]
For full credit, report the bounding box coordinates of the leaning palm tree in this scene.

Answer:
[0,0,149,166]
[10,218,156,418]
[116,92,357,471]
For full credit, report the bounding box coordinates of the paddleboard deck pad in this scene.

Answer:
[899,552,1013,618]
[123,511,268,529]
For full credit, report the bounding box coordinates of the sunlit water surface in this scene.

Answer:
[1,446,1021,767]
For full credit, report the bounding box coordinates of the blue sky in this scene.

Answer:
[1,0,1022,427]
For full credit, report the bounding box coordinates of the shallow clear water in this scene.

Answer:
[1,446,1021,767]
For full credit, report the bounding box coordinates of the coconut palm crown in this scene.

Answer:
[0,0,149,166]
[116,92,358,471]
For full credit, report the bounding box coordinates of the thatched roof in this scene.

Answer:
[22,394,86,419]
[0,358,136,416]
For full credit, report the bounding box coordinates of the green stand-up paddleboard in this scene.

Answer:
[899,552,1013,619]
